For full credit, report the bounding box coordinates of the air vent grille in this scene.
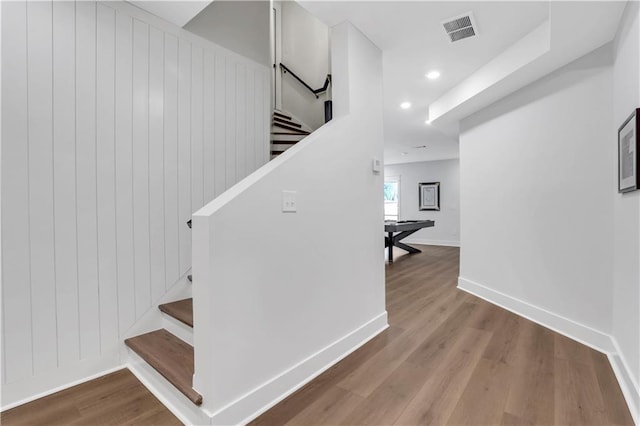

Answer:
[442,12,477,43]
[449,27,476,42]
[443,16,471,33]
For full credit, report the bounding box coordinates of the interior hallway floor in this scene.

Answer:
[252,246,633,426]
[1,246,633,425]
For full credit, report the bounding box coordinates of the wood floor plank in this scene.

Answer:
[249,326,405,426]
[482,309,521,365]
[404,301,478,368]
[336,297,472,397]
[335,330,419,398]
[394,326,493,425]
[501,411,528,425]
[0,369,181,426]
[555,357,609,425]
[446,358,513,425]
[467,300,510,332]
[555,333,595,365]
[590,351,634,425]
[504,320,556,425]
[283,385,364,426]
[339,362,431,425]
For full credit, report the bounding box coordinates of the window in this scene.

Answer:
[384,176,400,221]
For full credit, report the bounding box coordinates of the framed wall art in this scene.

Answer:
[419,182,440,211]
[618,108,639,193]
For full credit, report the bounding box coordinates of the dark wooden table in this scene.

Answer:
[385,220,435,262]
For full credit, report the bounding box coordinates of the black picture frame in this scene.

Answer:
[618,108,639,193]
[418,182,440,211]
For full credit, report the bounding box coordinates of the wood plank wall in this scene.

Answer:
[1,0,269,390]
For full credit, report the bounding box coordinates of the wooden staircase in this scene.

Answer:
[125,329,200,405]
[124,220,200,409]
[124,111,313,414]
[271,110,310,159]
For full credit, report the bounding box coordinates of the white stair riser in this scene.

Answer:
[161,314,194,346]
[270,134,306,142]
[271,144,299,152]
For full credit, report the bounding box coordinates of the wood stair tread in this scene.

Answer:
[125,329,202,405]
[159,298,193,327]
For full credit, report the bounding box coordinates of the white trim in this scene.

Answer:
[272,1,282,110]
[457,277,614,353]
[1,364,126,411]
[608,338,640,425]
[208,312,388,426]
[403,238,460,247]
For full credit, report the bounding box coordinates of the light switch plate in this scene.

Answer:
[372,158,382,173]
[282,190,297,213]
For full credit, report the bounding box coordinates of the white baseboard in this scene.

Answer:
[457,277,614,353]
[403,238,460,247]
[609,338,640,425]
[204,312,389,426]
[1,357,124,411]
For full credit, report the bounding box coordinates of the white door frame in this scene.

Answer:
[271,1,282,110]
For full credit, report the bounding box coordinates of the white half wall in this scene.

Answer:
[459,46,615,348]
[191,22,386,425]
[384,159,460,246]
[612,1,640,421]
[1,0,270,408]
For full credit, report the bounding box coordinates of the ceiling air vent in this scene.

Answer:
[442,12,477,43]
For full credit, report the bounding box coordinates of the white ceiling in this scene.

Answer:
[299,1,624,165]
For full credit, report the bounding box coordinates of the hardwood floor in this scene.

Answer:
[0,369,181,426]
[251,246,633,426]
[2,246,633,425]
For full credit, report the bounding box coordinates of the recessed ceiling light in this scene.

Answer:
[400,102,412,110]
[426,70,441,80]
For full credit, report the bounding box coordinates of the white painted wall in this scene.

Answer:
[384,160,460,246]
[612,1,640,419]
[1,0,269,408]
[280,1,330,130]
[458,46,615,348]
[191,22,386,425]
[184,0,270,68]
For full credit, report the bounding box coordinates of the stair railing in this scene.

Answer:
[279,63,331,99]
[279,63,333,123]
